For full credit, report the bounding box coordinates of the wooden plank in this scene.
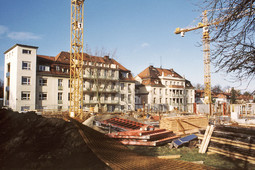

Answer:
[199,125,210,153]
[197,134,255,150]
[208,147,255,164]
[157,155,181,159]
[200,125,214,153]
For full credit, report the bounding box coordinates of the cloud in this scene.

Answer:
[0,25,8,35]
[7,32,41,40]
[141,42,150,48]
[0,25,41,40]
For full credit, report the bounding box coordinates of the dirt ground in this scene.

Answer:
[0,109,109,170]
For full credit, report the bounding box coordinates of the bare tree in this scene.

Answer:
[202,0,255,84]
[85,48,118,113]
[212,84,223,93]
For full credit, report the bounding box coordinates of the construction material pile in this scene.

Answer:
[0,109,109,169]
[95,117,180,146]
[198,125,255,164]
[160,115,208,134]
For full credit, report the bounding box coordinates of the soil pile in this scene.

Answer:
[0,109,109,170]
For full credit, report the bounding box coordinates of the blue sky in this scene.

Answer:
[0,0,254,92]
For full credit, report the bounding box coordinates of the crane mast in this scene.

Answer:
[70,0,85,119]
[175,10,212,105]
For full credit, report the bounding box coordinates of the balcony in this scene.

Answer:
[6,72,10,77]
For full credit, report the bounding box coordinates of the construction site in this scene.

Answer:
[1,0,255,169]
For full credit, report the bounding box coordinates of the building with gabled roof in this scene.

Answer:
[4,44,135,112]
[135,65,195,112]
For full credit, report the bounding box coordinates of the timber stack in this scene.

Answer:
[198,125,255,164]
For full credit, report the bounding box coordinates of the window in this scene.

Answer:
[22,61,31,70]
[128,94,131,103]
[111,83,115,89]
[166,98,168,104]
[105,94,108,101]
[180,90,183,95]
[121,105,124,110]
[56,66,60,71]
[121,94,124,101]
[58,92,63,101]
[39,78,47,86]
[160,98,162,103]
[128,84,131,92]
[22,76,31,85]
[68,93,70,101]
[153,97,156,103]
[111,94,115,101]
[128,105,131,110]
[21,91,30,100]
[165,89,167,95]
[90,94,94,101]
[111,70,115,77]
[120,83,124,90]
[68,80,70,88]
[39,65,50,71]
[39,92,47,100]
[22,49,31,54]
[154,88,156,94]
[160,89,162,94]
[58,79,63,87]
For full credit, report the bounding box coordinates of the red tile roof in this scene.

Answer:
[137,65,186,86]
[36,52,134,81]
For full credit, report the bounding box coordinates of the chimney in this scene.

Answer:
[104,55,109,60]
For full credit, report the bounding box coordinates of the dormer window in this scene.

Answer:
[39,65,50,71]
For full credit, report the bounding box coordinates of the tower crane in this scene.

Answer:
[70,0,85,119]
[175,7,254,107]
[175,10,212,105]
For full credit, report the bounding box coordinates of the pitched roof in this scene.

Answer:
[137,65,186,86]
[36,52,134,81]
[138,66,183,79]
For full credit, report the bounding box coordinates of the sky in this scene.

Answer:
[0,0,254,93]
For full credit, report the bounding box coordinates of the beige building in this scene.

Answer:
[4,44,135,112]
[135,65,195,112]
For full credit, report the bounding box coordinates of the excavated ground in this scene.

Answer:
[0,109,212,170]
[0,109,109,169]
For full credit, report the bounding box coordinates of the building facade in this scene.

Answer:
[4,44,135,112]
[135,66,195,113]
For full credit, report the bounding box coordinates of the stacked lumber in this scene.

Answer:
[198,125,255,164]
[108,129,180,146]
[160,115,208,134]
[97,117,154,131]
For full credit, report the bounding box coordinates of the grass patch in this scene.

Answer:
[127,145,254,169]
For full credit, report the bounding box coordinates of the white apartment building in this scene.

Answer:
[4,44,135,112]
[135,65,195,113]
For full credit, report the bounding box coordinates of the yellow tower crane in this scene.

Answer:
[175,10,212,106]
[70,0,85,119]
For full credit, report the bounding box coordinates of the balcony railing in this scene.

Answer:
[58,100,63,104]
[58,86,63,90]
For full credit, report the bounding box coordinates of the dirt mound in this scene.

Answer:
[0,109,109,170]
